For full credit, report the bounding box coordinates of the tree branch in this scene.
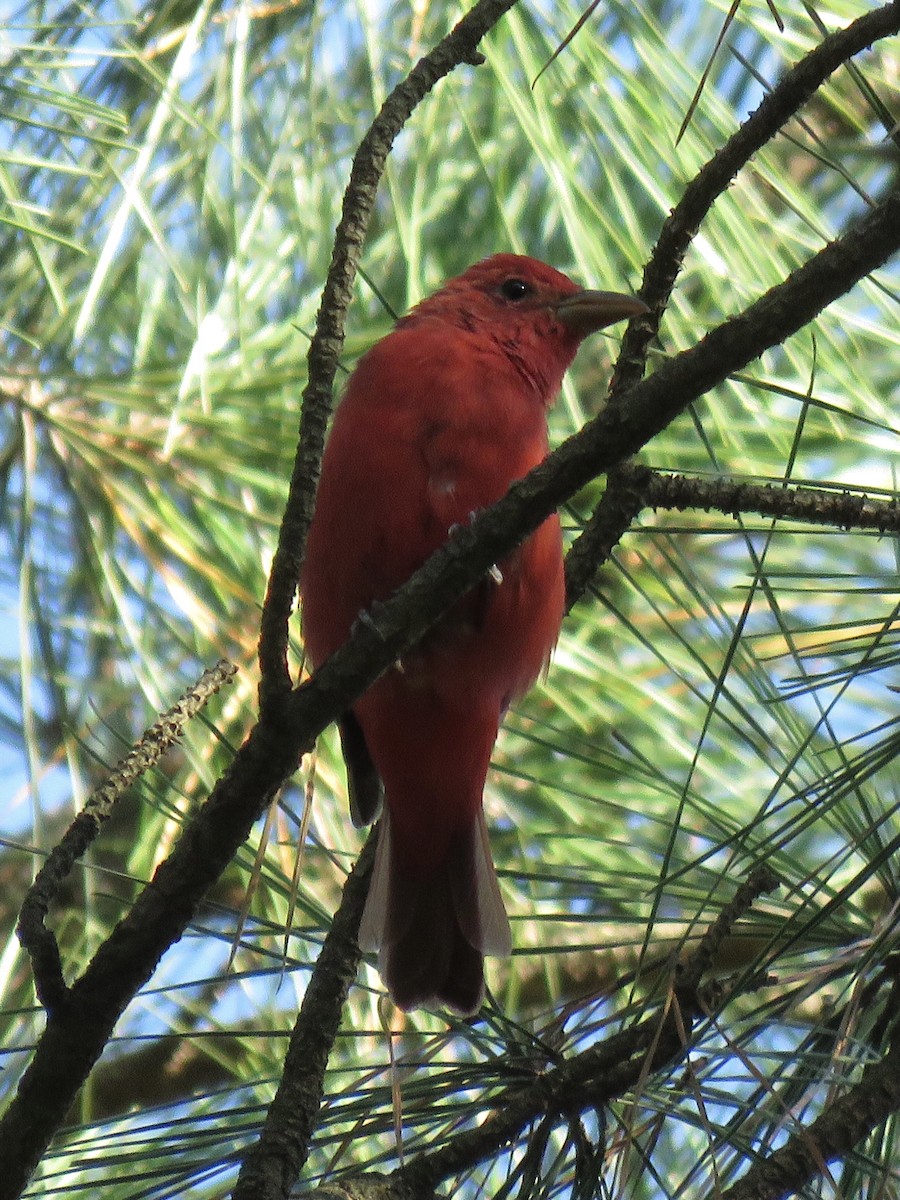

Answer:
[565,0,900,606]
[15,661,236,1016]
[280,182,900,747]
[610,0,900,395]
[565,467,900,609]
[393,868,779,1196]
[720,1037,900,1200]
[231,832,377,1200]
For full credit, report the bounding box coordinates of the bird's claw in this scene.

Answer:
[352,603,388,641]
[353,606,406,672]
[448,512,502,585]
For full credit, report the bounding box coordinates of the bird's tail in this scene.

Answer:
[358,806,512,1015]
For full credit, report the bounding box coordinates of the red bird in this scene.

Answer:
[302,254,645,1014]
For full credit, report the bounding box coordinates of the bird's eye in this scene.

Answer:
[499,277,533,302]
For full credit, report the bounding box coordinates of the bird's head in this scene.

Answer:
[401,254,647,400]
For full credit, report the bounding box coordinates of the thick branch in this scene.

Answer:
[0,718,301,1200]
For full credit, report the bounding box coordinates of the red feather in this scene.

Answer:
[302,254,646,1013]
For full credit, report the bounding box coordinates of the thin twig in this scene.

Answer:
[565,468,900,609]
[611,0,900,396]
[566,0,900,605]
[232,833,378,1200]
[16,660,236,1015]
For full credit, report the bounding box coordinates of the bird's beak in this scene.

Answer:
[553,290,649,335]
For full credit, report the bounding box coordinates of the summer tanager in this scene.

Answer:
[302,254,646,1014]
